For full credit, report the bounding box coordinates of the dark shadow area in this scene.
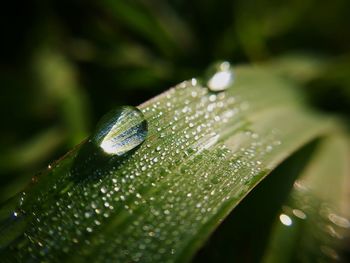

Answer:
[193,139,320,263]
[305,72,350,126]
[70,139,139,183]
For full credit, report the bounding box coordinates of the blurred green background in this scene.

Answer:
[1,0,350,202]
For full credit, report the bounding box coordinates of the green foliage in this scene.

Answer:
[1,0,350,261]
[1,66,348,262]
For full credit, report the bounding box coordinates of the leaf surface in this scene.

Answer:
[0,66,336,262]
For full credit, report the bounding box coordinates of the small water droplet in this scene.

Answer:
[328,213,350,228]
[100,186,107,194]
[206,61,234,92]
[292,209,307,220]
[279,213,293,226]
[92,106,148,156]
[191,78,198,86]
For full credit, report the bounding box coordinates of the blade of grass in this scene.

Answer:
[192,139,320,263]
[262,132,350,262]
[0,66,338,262]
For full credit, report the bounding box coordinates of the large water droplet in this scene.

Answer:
[206,61,234,92]
[92,106,148,156]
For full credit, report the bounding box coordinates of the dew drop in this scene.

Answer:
[206,61,234,92]
[279,213,293,226]
[92,106,148,156]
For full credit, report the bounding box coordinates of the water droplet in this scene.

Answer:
[328,213,350,228]
[279,213,293,226]
[206,61,234,92]
[191,78,198,86]
[100,186,107,194]
[292,209,307,220]
[92,106,148,156]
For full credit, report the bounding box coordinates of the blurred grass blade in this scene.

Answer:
[0,127,66,202]
[34,49,90,145]
[102,0,181,57]
[0,66,337,262]
[191,138,319,262]
[262,132,350,262]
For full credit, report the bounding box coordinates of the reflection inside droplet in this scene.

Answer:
[206,61,234,92]
[92,106,148,156]
[279,213,293,226]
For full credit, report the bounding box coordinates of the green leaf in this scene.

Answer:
[0,65,337,262]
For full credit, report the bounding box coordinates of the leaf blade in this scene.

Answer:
[0,66,338,262]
